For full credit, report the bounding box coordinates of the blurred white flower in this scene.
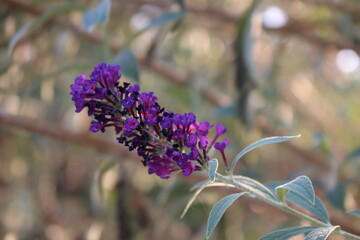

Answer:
[262,6,288,29]
[336,49,360,73]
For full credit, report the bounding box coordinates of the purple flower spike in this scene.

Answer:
[216,124,227,136]
[70,62,230,179]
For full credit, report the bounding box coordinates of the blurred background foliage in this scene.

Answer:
[0,0,360,239]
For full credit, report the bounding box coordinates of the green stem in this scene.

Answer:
[215,173,360,240]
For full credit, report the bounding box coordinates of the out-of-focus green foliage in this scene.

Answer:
[0,0,360,239]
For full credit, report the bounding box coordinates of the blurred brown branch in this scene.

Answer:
[0,109,135,159]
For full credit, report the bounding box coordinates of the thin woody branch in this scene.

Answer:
[0,109,135,159]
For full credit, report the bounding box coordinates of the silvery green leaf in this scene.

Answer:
[83,0,110,32]
[206,193,248,239]
[112,49,139,82]
[230,135,300,173]
[267,181,329,223]
[348,209,360,217]
[304,226,339,240]
[287,194,329,223]
[144,11,185,30]
[260,226,317,240]
[233,175,277,201]
[276,175,315,205]
[208,159,218,183]
[7,23,30,56]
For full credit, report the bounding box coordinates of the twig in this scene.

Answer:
[0,109,135,159]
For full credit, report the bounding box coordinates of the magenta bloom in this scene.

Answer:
[124,118,139,132]
[70,63,229,179]
[90,121,104,133]
[216,124,227,136]
[214,139,230,151]
[214,139,230,168]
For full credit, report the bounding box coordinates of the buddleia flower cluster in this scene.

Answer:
[70,63,229,179]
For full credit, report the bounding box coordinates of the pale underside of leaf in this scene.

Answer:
[208,159,218,183]
[259,226,317,240]
[83,0,110,32]
[304,226,339,240]
[348,209,360,217]
[112,49,139,82]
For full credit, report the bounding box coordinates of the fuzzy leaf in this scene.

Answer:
[145,11,185,30]
[288,194,329,223]
[7,23,30,56]
[208,159,218,183]
[83,0,110,32]
[260,226,317,240]
[233,175,277,201]
[206,193,247,239]
[230,135,300,173]
[267,181,329,223]
[276,176,315,205]
[112,49,139,82]
[348,209,360,217]
[304,226,339,240]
